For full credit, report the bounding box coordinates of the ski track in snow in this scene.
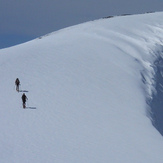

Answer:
[0,12,163,163]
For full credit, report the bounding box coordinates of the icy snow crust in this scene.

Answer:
[0,12,163,163]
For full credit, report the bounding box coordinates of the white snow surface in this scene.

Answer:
[0,12,163,163]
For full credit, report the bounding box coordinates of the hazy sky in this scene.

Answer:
[0,0,163,48]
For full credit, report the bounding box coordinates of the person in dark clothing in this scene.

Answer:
[22,93,28,108]
[15,78,20,92]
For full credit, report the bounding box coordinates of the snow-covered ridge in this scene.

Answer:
[0,12,163,163]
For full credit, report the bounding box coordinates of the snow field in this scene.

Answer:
[0,12,163,162]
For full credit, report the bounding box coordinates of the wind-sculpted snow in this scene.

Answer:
[150,46,163,135]
[0,12,163,163]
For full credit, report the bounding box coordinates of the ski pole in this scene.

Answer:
[19,84,21,92]
[27,99,29,107]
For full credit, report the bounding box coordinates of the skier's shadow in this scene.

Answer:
[26,107,37,109]
[19,90,29,93]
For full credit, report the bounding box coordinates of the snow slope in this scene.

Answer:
[0,12,163,163]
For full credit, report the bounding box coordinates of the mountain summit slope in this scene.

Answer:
[0,12,163,163]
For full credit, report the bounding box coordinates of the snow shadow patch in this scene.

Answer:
[19,90,29,93]
[26,107,36,109]
[149,47,163,136]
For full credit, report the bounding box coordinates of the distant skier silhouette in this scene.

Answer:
[22,93,28,108]
[15,78,20,92]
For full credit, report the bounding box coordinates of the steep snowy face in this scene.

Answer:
[150,46,163,135]
[0,12,163,163]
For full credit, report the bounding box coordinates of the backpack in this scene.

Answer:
[15,78,20,85]
[22,94,26,102]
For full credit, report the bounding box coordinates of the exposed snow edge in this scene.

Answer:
[141,45,163,122]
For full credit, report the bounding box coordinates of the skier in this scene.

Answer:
[22,93,28,108]
[15,78,20,92]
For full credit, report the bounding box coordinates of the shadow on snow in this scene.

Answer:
[19,90,29,93]
[25,107,37,109]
